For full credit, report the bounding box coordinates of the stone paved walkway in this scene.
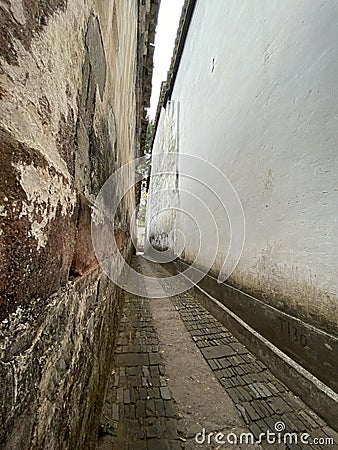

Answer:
[98,293,181,449]
[98,256,338,449]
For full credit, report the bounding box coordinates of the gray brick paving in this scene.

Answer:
[146,260,338,450]
[99,258,338,449]
[98,280,181,449]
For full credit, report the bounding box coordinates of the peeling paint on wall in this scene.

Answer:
[16,163,77,249]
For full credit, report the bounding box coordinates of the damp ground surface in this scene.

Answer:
[98,256,338,450]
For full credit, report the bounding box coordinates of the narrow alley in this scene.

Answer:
[0,0,337,449]
[98,257,338,449]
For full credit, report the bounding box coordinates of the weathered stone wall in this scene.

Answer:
[0,0,159,448]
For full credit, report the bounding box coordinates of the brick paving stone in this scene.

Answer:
[115,353,149,366]
[249,422,263,440]
[207,359,218,370]
[164,400,175,418]
[266,397,292,415]
[297,410,319,429]
[282,392,307,411]
[282,413,307,432]
[234,376,246,387]
[147,387,154,398]
[260,415,276,431]
[98,276,180,450]
[240,402,261,422]
[153,387,161,399]
[151,376,161,387]
[236,404,250,424]
[220,378,233,389]
[159,375,167,385]
[169,441,183,450]
[129,404,136,419]
[288,445,302,450]
[117,387,124,402]
[160,386,171,400]
[147,439,171,450]
[130,388,136,403]
[128,442,147,450]
[201,344,237,359]
[238,386,254,402]
[124,389,131,404]
[226,387,241,403]
[150,365,159,377]
[161,417,179,439]
[126,366,138,376]
[249,383,267,399]
[146,399,156,416]
[219,357,232,368]
[215,369,225,380]
[155,399,166,417]
[139,387,147,400]
[136,400,146,419]
[229,342,249,354]
[146,418,165,438]
[266,381,281,396]
[149,352,162,365]
[112,403,119,420]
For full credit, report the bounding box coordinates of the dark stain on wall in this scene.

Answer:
[0,0,67,66]
[85,13,106,100]
[70,194,98,277]
[0,127,78,321]
[90,115,116,195]
[37,94,52,127]
[74,13,110,195]
[56,104,76,176]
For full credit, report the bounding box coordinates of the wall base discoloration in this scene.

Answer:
[228,268,338,338]
[0,268,128,449]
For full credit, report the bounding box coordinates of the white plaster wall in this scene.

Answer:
[149,0,338,333]
[146,100,180,252]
